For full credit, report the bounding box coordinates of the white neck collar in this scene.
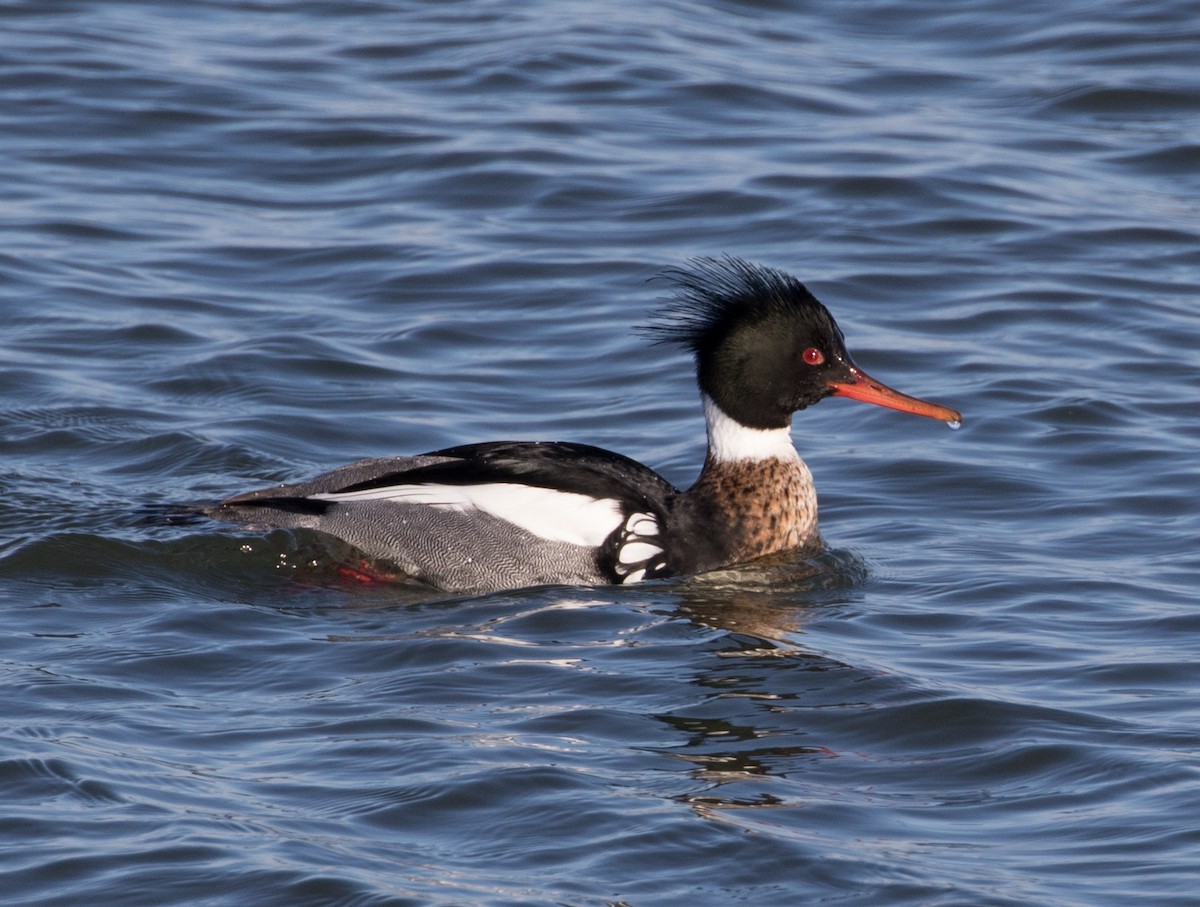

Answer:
[703,394,800,464]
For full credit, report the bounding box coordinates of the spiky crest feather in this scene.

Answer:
[641,256,839,353]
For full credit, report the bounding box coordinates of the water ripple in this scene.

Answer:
[3,0,1200,904]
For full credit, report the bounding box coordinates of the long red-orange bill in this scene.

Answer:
[829,365,962,426]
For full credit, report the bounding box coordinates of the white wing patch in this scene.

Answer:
[612,511,666,584]
[617,541,662,564]
[310,482,624,548]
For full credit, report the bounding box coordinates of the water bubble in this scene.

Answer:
[946,418,962,430]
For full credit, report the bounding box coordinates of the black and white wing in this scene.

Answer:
[209,441,679,592]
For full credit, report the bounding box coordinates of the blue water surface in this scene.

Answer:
[3,1,1200,905]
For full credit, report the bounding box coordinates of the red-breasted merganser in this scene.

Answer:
[208,257,961,593]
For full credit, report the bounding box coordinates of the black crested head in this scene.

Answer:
[642,256,852,430]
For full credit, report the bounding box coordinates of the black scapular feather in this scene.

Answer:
[331,441,677,508]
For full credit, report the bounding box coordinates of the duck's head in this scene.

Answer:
[646,256,962,431]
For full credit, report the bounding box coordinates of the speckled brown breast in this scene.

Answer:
[687,454,820,565]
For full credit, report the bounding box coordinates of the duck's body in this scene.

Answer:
[213,413,817,594]
[208,258,959,593]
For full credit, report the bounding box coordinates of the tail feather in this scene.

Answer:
[216,496,332,517]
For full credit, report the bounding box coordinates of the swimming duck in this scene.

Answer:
[208,257,960,592]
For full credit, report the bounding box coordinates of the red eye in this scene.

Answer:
[802,347,825,366]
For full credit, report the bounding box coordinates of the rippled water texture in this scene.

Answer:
[3,1,1199,905]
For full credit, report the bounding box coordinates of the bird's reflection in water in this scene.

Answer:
[653,546,870,821]
[667,545,866,642]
